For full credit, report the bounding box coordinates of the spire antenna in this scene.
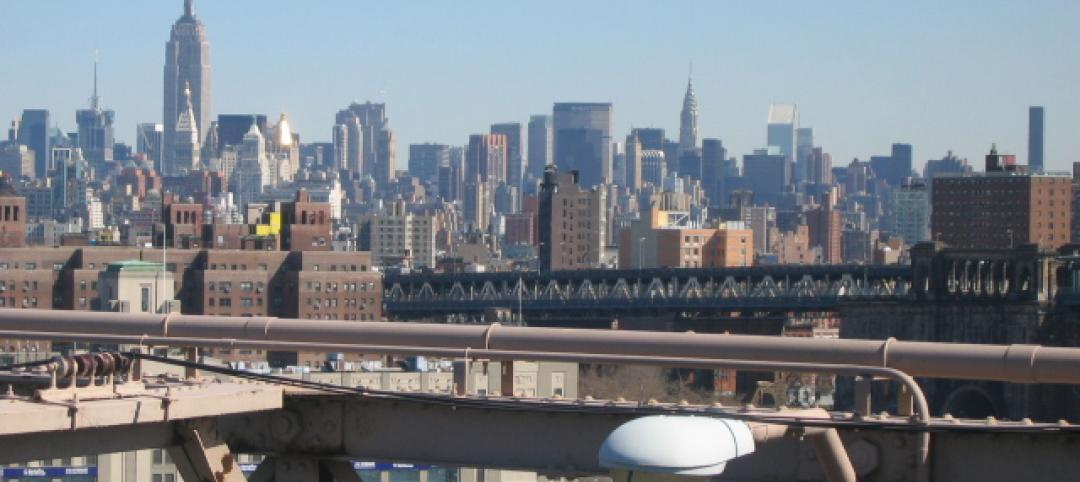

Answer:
[91,50,100,110]
[184,0,194,17]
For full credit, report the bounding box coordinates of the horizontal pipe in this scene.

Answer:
[0,328,929,414]
[1,309,1079,385]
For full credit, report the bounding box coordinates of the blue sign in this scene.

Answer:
[2,466,97,478]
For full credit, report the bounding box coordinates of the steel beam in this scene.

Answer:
[3,309,1080,385]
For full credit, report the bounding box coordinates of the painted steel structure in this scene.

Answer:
[4,311,1080,481]
[384,265,911,319]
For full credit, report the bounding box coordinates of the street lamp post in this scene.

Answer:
[537,242,545,275]
[638,237,646,270]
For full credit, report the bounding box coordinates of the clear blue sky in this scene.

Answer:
[1,0,1078,172]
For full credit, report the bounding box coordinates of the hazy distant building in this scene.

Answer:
[869,143,913,187]
[229,122,268,208]
[631,128,665,151]
[75,59,115,169]
[679,74,699,155]
[17,109,49,178]
[526,115,552,182]
[641,150,666,187]
[0,145,36,179]
[624,132,643,190]
[335,102,395,187]
[163,0,212,175]
[408,143,449,186]
[795,127,814,183]
[766,104,798,163]
[136,123,164,165]
[552,103,612,188]
[1029,106,1044,173]
[924,151,971,179]
[701,138,727,204]
[491,123,524,188]
[466,134,508,186]
[806,147,832,186]
[215,115,268,155]
[742,148,790,206]
[538,166,606,271]
[463,176,490,233]
[893,179,929,245]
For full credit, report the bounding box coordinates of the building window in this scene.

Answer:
[141,286,151,312]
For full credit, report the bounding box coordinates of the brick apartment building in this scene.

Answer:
[0,246,381,367]
[932,146,1072,250]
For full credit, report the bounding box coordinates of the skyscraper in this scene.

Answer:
[679,73,699,155]
[742,148,791,206]
[624,132,643,190]
[491,122,524,188]
[136,123,164,165]
[701,138,727,204]
[163,0,212,175]
[466,134,508,185]
[408,143,449,185]
[75,57,115,170]
[795,127,814,183]
[766,104,798,163]
[631,128,665,151]
[1029,106,1044,173]
[552,103,612,188]
[526,115,552,182]
[869,143,913,187]
[17,110,49,178]
[335,102,394,187]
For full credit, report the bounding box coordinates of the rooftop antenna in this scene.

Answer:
[90,50,100,111]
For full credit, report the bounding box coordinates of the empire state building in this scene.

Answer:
[162,0,211,175]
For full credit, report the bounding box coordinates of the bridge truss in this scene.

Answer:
[384,265,912,320]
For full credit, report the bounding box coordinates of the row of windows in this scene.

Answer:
[305,297,377,307]
[0,261,63,271]
[0,281,40,291]
[309,264,367,272]
[208,263,271,271]
[304,281,376,292]
[206,281,266,293]
[304,312,375,320]
[0,297,39,307]
[207,297,264,308]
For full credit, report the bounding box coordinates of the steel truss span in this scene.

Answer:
[383,265,912,318]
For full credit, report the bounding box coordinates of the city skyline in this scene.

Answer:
[1,1,1078,171]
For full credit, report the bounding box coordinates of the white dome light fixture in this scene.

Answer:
[599,415,755,479]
